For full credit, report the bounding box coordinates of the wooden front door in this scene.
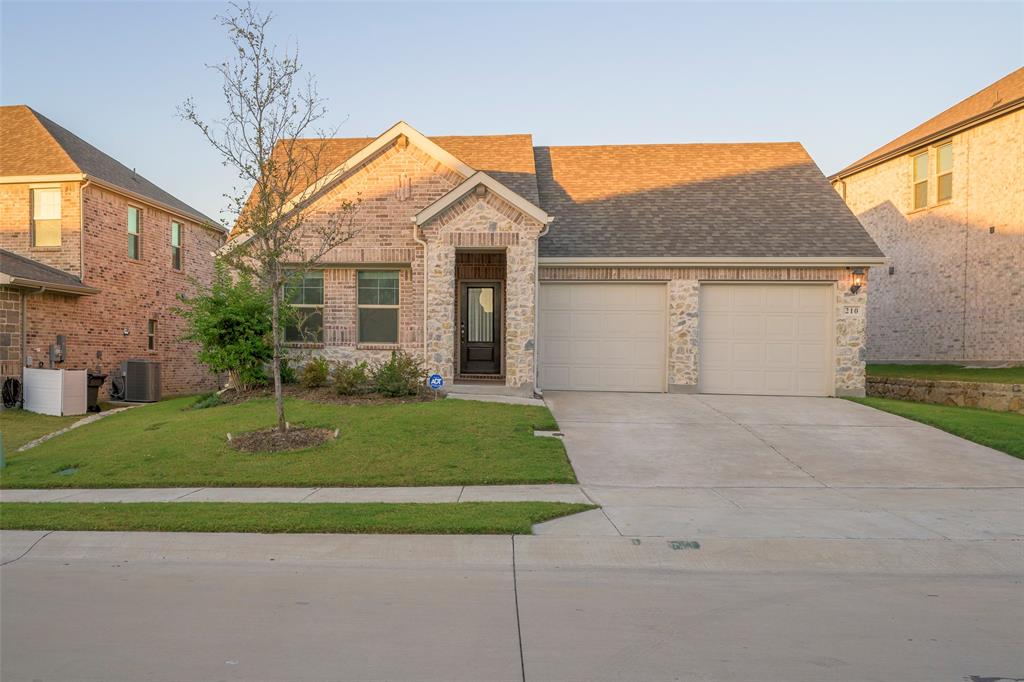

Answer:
[459,281,502,375]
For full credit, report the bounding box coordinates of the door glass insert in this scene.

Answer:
[467,287,494,342]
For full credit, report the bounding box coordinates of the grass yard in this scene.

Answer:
[850,397,1024,460]
[0,501,594,535]
[867,363,1024,384]
[0,396,574,488]
[0,409,82,451]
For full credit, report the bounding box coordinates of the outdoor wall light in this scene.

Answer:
[849,267,865,294]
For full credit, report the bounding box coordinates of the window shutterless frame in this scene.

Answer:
[30,186,62,247]
[936,142,953,203]
[357,270,400,344]
[147,319,157,351]
[170,221,182,270]
[912,151,929,210]
[284,270,324,343]
[127,206,142,259]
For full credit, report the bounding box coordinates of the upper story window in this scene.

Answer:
[127,206,142,259]
[284,270,324,343]
[912,151,928,210]
[170,221,182,270]
[936,143,953,203]
[357,270,400,344]
[30,187,62,247]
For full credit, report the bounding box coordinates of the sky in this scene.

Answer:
[2,1,1021,225]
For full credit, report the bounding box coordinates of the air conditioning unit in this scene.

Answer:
[121,360,161,402]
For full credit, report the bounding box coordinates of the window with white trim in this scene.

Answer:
[284,270,324,343]
[31,188,62,247]
[936,143,953,203]
[912,151,928,210]
[171,221,182,270]
[128,206,142,259]
[357,271,399,344]
[147,319,157,351]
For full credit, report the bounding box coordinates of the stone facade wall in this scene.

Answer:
[867,376,1024,414]
[0,181,83,277]
[540,266,869,395]
[0,286,22,383]
[837,110,1024,363]
[17,184,224,397]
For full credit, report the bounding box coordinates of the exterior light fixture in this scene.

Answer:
[850,267,865,294]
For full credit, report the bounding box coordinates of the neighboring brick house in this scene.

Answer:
[830,68,1024,364]
[230,121,882,397]
[0,105,226,398]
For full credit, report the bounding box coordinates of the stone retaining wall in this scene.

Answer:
[866,376,1024,414]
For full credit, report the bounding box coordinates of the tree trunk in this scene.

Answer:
[271,281,286,433]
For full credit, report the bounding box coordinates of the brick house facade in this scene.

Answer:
[831,68,1023,364]
[1,105,225,399]
[233,122,881,397]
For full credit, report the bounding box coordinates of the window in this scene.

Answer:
[358,271,399,344]
[284,270,324,343]
[128,206,142,259]
[170,221,182,270]
[936,143,953,202]
[912,152,928,210]
[31,188,62,246]
[147,319,157,351]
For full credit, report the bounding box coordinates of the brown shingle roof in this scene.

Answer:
[535,142,883,259]
[833,67,1024,178]
[0,105,217,226]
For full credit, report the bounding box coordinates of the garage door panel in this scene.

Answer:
[539,283,666,392]
[700,284,832,397]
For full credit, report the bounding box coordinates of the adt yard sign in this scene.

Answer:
[428,374,444,391]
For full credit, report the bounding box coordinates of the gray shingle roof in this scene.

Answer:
[534,142,883,259]
[0,248,95,292]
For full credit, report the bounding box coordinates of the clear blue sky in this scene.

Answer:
[2,1,1021,224]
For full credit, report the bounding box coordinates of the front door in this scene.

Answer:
[460,282,502,375]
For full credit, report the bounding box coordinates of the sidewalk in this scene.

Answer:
[0,484,590,504]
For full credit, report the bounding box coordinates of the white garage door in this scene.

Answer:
[539,283,666,392]
[700,284,833,397]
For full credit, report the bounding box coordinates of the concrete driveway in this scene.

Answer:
[539,392,1024,540]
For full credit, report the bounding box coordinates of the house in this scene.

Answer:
[230,122,883,397]
[830,68,1024,364]
[0,105,226,398]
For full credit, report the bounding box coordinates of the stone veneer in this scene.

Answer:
[540,266,869,396]
[867,376,1024,414]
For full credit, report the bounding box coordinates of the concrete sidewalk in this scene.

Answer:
[0,484,590,504]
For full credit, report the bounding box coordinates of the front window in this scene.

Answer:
[128,206,142,259]
[147,319,157,351]
[936,143,953,202]
[284,270,324,343]
[357,271,400,344]
[31,187,62,247]
[170,221,182,270]
[912,152,928,210]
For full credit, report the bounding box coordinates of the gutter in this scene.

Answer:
[829,97,1024,181]
[0,274,100,296]
[537,256,888,268]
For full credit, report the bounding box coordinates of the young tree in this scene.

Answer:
[180,2,357,433]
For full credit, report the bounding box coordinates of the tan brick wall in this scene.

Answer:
[18,184,224,397]
[539,266,869,396]
[0,285,23,383]
[838,110,1024,362]
[0,181,83,276]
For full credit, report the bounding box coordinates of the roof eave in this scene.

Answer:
[0,273,100,295]
[413,171,551,226]
[830,97,1024,181]
[538,256,888,267]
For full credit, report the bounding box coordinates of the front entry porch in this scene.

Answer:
[455,252,505,383]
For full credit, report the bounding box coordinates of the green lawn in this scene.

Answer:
[867,363,1024,384]
[0,501,594,535]
[0,409,82,451]
[850,397,1024,459]
[0,396,575,488]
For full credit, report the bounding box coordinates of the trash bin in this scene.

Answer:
[87,373,107,413]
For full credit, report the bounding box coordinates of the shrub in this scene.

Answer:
[190,392,223,410]
[279,358,297,385]
[299,356,330,389]
[332,361,373,395]
[373,351,427,397]
[174,263,273,391]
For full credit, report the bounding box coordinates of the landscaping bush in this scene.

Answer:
[300,357,330,389]
[332,361,373,395]
[279,358,297,385]
[190,392,223,410]
[373,351,427,397]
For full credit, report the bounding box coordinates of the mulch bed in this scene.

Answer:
[228,426,336,453]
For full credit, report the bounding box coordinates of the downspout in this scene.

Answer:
[79,178,92,281]
[532,217,554,395]
[411,218,428,363]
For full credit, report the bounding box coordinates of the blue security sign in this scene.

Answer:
[428,374,444,390]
